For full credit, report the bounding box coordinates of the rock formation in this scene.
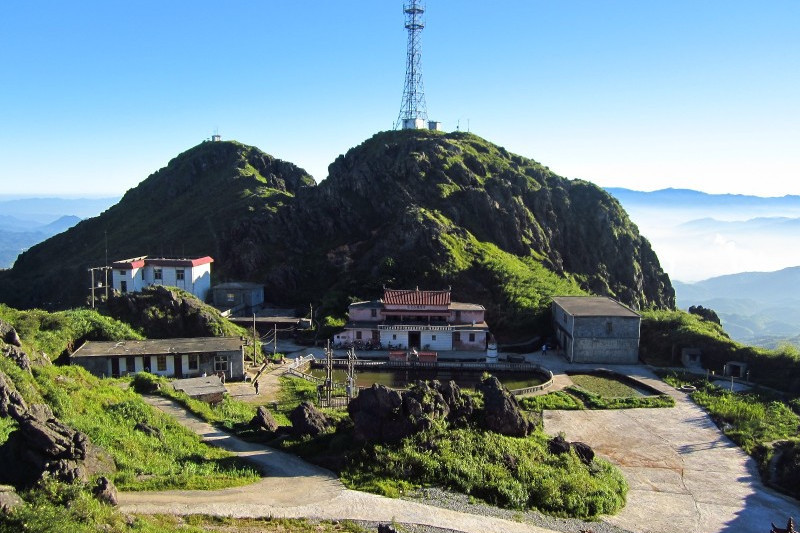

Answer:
[250,406,279,433]
[289,401,331,437]
[477,376,533,437]
[0,371,115,487]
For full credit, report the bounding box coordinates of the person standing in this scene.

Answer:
[254,380,260,395]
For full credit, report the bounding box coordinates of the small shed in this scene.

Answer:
[552,296,641,364]
[681,347,703,369]
[724,361,748,379]
[212,282,265,316]
[172,375,226,404]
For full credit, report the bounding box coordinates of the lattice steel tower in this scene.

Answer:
[395,1,428,130]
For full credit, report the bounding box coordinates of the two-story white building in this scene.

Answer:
[337,288,490,352]
[111,256,213,301]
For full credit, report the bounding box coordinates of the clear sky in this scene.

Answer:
[1,1,798,197]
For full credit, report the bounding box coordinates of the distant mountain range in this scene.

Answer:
[0,197,118,268]
[673,267,800,348]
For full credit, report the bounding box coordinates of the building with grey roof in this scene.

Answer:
[552,296,641,364]
[71,336,245,380]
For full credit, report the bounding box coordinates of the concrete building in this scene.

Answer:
[337,288,489,352]
[111,256,213,301]
[71,336,245,381]
[552,296,641,364]
[212,282,265,316]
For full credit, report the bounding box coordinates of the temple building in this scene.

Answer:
[337,288,489,352]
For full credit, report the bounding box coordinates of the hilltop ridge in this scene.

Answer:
[0,130,674,336]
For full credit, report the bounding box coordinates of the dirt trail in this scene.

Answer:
[118,396,558,533]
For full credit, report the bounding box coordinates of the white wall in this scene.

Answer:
[380,330,409,348]
[421,331,452,351]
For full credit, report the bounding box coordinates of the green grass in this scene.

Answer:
[341,424,627,519]
[22,364,260,491]
[568,373,647,398]
[641,309,800,393]
[518,391,584,411]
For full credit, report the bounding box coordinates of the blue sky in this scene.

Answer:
[1,1,798,197]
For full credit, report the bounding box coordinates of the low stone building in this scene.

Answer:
[552,296,641,364]
[71,337,245,380]
[211,282,265,316]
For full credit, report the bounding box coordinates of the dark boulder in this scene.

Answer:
[0,320,21,347]
[348,381,474,444]
[548,435,571,455]
[478,376,533,437]
[289,401,331,437]
[92,476,119,506]
[377,524,401,533]
[134,422,163,439]
[250,406,279,432]
[572,441,595,465]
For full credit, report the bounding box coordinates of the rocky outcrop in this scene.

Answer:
[105,286,235,339]
[0,320,21,347]
[0,485,22,514]
[289,401,331,437]
[92,476,118,506]
[3,345,31,373]
[348,381,476,444]
[477,376,533,437]
[0,371,115,487]
[548,435,596,465]
[250,406,279,432]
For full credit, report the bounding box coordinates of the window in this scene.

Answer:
[176,269,185,281]
[117,270,126,277]
[392,334,397,340]
[606,321,613,334]
[154,268,163,281]
[188,354,198,370]
[371,308,377,318]
[126,356,136,373]
[356,331,362,340]
[432,335,437,341]
[214,355,228,372]
[469,333,475,342]
[455,310,462,321]
[120,280,127,293]
[453,332,461,342]
[156,355,167,372]
[226,293,236,303]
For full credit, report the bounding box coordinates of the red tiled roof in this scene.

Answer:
[383,288,451,306]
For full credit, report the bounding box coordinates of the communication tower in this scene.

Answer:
[396,1,436,130]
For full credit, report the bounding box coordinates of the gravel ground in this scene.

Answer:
[396,488,633,533]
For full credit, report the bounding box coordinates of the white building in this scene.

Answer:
[111,256,213,301]
[336,288,490,352]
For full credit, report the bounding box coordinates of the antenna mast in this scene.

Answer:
[395,1,428,130]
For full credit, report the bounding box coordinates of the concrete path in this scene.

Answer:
[543,364,800,533]
[118,396,559,533]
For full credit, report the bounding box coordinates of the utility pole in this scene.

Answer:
[309,303,314,331]
[253,313,257,364]
[89,269,96,308]
[273,323,277,359]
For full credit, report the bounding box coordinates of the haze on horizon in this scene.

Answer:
[1,1,797,198]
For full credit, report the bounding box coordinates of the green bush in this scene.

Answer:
[341,426,626,519]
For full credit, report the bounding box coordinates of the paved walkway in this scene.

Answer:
[118,396,559,533]
[542,363,800,533]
